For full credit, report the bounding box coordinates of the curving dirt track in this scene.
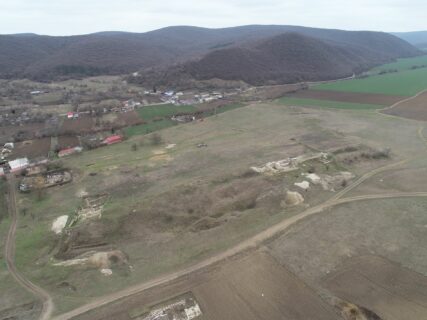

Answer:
[53,186,427,320]
[381,89,427,121]
[4,175,53,320]
[8,123,427,320]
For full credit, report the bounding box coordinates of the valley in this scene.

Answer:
[1,28,427,320]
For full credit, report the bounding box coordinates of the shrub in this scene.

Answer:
[150,133,162,146]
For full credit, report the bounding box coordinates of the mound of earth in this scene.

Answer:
[283,190,305,206]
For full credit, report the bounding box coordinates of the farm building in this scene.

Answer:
[9,158,29,172]
[102,135,123,145]
[58,147,83,158]
[67,112,79,119]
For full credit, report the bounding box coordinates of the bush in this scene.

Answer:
[150,133,162,146]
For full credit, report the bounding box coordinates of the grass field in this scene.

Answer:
[125,119,177,137]
[315,67,427,96]
[371,55,427,73]
[136,104,196,121]
[126,103,247,137]
[315,56,427,96]
[11,99,427,315]
[278,97,381,110]
[0,180,37,314]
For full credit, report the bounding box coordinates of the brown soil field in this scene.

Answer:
[74,251,339,320]
[12,138,51,159]
[60,116,95,135]
[58,136,80,149]
[0,123,45,144]
[382,91,427,121]
[114,111,144,127]
[323,255,427,320]
[60,112,143,136]
[287,89,405,106]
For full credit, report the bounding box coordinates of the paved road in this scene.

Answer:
[4,175,53,320]
[53,160,425,320]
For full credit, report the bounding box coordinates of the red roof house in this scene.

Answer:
[102,135,123,145]
[58,146,83,158]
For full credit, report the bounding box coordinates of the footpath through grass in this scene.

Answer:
[278,97,381,110]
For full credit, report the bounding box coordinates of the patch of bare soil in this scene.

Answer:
[116,174,278,236]
[323,255,427,320]
[60,115,95,135]
[54,220,113,260]
[12,137,51,158]
[336,301,382,320]
[58,136,80,149]
[74,251,340,320]
[287,89,405,105]
[382,91,427,121]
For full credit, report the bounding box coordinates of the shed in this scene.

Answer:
[58,147,82,158]
[9,158,29,172]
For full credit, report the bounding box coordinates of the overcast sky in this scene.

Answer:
[1,0,425,35]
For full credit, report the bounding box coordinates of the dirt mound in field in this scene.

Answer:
[87,250,129,269]
[338,301,383,320]
[283,191,304,206]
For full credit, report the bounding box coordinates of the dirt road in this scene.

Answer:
[381,88,427,112]
[53,188,427,320]
[4,175,53,320]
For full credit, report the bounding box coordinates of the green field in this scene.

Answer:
[371,55,427,73]
[0,180,36,313]
[137,104,196,121]
[126,103,246,137]
[315,56,427,96]
[125,119,177,137]
[278,97,381,110]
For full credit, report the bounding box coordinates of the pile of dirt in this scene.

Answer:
[87,250,128,269]
[303,172,355,192]
[54,250,128,271]
[320,172,355,191]
[282,191,305,206]
[54,220,113,260]
[51,215,69,235]
[294,181,310,191]
[337,301,383,320]
[252,153,329,175]
[251,159,298,175]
